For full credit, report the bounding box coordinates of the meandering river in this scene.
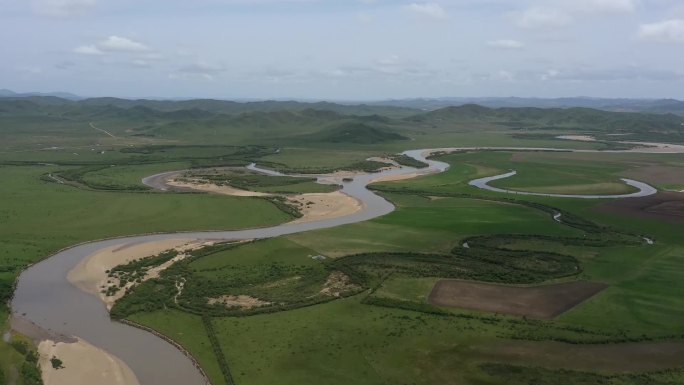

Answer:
[11,150,449,385]
[469,171,658,199]
[9,145,664,384]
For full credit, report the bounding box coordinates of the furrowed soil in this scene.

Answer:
[428,280,608,319]
[597,192,684,224]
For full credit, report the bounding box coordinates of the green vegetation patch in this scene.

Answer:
[104,249,179,296]
[179,168,337,194]
[303,121,409,144]
[388,154,429,168]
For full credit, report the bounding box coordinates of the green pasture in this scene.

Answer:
[2,98,684,385]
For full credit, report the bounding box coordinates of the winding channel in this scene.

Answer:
[11,150,448,385]
[469,171,657,199]
[9,146,667,384]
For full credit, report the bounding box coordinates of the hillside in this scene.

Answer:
[375,97,684,115]
[302,121,409,144]
[407,104,684,140]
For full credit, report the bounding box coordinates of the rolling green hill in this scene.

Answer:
[302,121,409,144]
[407,104,684,142]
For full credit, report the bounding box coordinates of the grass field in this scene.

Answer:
[80,162,190,190]
[0,164,294,383]
[2,98,684,385]
[119,149,684,385]
[0,166,292,267]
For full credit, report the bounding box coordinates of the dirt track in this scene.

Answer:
[428,280,608,319]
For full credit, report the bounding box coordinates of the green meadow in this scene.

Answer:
[1,97,684,384]
[125,150,684,385]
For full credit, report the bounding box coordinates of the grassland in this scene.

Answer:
[0,164,294,383]
[2,97,684,385]
[118,149,684,385]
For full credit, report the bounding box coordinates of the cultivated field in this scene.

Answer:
[428,280,608,319]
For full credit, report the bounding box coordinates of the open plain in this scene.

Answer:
[1,97,684,385]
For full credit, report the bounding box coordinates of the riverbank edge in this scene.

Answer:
[117,319,212,385]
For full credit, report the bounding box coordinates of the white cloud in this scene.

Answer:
[31,0,96,17]
[180,62,225,74]
[131,59,150,68]
[512,7,572,29]
[98,36,149,52]
[638,19,684,43]
[540,69,560,81]
[73,36,150,57]
[172,61,226,80]
[141,52,165,61]
[492,70,514,82]
[539,66,682,81]
[376,55,401,66]
[568,0,637,14]
[404,3,448,20]
[487,39,525,49]
[357,12,373,24]
[511,0,635,29]
[73,45,102,55]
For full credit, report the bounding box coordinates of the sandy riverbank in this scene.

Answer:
[57,239,214,384]
[370,171,423,183]
[618,141,684,153]
[67,239,204,309]
[38,337,140,385]
[287,191,363,223]
[557,135,684,153]
[165,174,364,223]
[557,135,597,142]
[167,179,271,197]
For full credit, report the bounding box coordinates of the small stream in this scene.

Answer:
[468,170,657,199]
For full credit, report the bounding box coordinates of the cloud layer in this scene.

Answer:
[2,0,684,99]
[639,19,684,42]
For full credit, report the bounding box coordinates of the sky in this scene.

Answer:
[1,0,684,100]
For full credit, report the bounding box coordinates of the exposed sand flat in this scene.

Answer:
[167,179,271,197]
[166,175,364,223]
[617,141,684,153]
[370,171,423,183]
[288,191,363,223]
[67,239,202,309]
[207,295,271,309]
[320,271,360,297]
[557,135,597,141]
[557,135,684,153]
[423,143,684,155]
[10,315,75,343]
[39,338,140,385]
[367,156,400,166]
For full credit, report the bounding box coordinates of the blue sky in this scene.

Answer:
[1,0,684,99]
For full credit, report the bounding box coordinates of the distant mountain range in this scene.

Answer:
[1,89,684,115]
[370,97,684,115]
[2,91,683,145]
[0,89,82,100]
